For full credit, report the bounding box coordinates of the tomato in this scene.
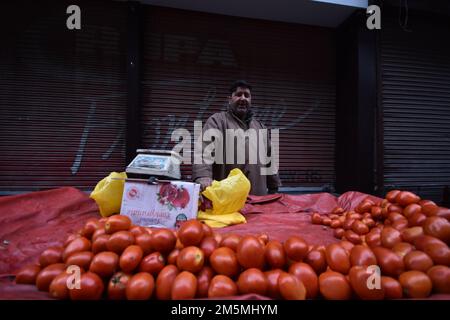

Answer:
[39,247,64,268]
[91,228,106,242]
[356,199,374,214]
[344,230,362,245]
[423,243,450,266]
[135,233,153,255]
[199,236,218,261]
[80,219,101,239]
[277,272,306,300]
[371,206,383,220]
[414,235,446,250]
[408,212,427,227]
[171,271,197,300]
[108,272,131,300]
[258,234,269,246]
[318,271,352,300]
[155,265,179,300]
[311,213,322,224]
[49,272,71,300]
[362,218,376,228]
[210,247,240,278]
[322,217,332,226]
[89,251,119,278]
[427,265,450,294]
[106,231,135,254]
[237,236,265,269]
[63,237,91,261]
[36,263,66,291]
[124,272,154,300]
[178,220,205,247]
[388,205,403,215]
[386,190,401,203]
[213,233,223,247]
[348,266,384,300]
[436,207,450,221]
[372,247,405,277]
[404,250,433,272]
[129,226,147,238]
[399,270,432,298]
[168,249,180,265]
[334,228,345,239]
[64,233,81,247]
[392,242,415,259]
[265,240,286,269]
[325,243,351,274]
[119,245,143,273]
[66,251,94,271]
[264,269,283,299]
[91,234,110,254]
[201,223,213,238]
[283,236,308,262]
[206,275,236,298]
[139,252,166,276]
[288,262,318,299]
[381,227,402,249]
[196,266,214,298]
[423,216,450,244]
[366,231,381,248]
[403,204,422,219]
[352,221,369,235]
[220,234,242,252]
[339,240,354,254]
[177,246,204,273]
[150,229,177,254]
[343,218,356,231]
[381,276,403,299]
[15,264,41,285]
[396,191,420,207]
[401,227,424,244]
[69,272,104,300]
[330,219,342,229]
[332,207,345,215]
[105,215,131,234]
[305,250,327,274]
[392,218,409,231]
[350,245,377,267]
[237,268,267,296]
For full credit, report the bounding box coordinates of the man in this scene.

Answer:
[192,80,281,195]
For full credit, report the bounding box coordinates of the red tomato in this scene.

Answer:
[108,272,131,300]
[265,240,287,269]
[106,231,135,254]
[210,247,240,278]
[80,219,101,239]
[36,263,66,291]
[237,268,267,296]
[348,266,384,300]
[427,265,450,294]
[64,233,81,247]
[66,251,94,271]
[423,216,450,244]
[278,272,306,300]
[105,215,131,234]
[196,266,215,298]
[381,227,402,249]
[69,272,104,300]
[381,276,403,299]
[220,234,242,252]
[339,240,354,254]
[155,265,179,300]
[288,262,319,299]
[89,251,119,278]
[305,250,327,274]
[350,245,377,267]
[401,227,424,244]
[119,245,143,273]
[325,243,351,274]
[322,217,332,226]
[264,269,283,299]
[126,272,155,300]
[258,234,270,246]
[150,229,177,254]
[135,233,153,255]
[423,242,450,266]
[171,271,197,300]
[201,223,213,238]
[139,252,166,276]
[167,249,180,265]
[91,228,106,242]
[404,251,434,272]
[386,190,401,203]
[403,204,422,218]
[388,205,403,215]
[311,213,322,224]
[330,219,342,229]
[334,228,345,239]
[208,275,237,298]
[63,237,91,261]
[283,236,309,262]
[408,212,427,227]
[399,270,432,298]
[91,234,110,254]
[237,236,265,269]
[343,218,356,231]
[318,271,352,300]
[396,191,421,207]
[49,272,71,300]
[372,247,405,277]
[356,199,374,214]
[352,221,369,235]
[344,230,362,245]
[199,236,218,261]
[129,226,147,238]
[178,220,205,247]
[15,264,41,285]
[392,242,415,259]
[39,247,64,268]
[371,206,383,219]
[177,246,204,273]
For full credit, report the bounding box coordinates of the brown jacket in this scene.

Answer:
[192,109,281,195]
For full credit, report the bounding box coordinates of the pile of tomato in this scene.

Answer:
[15,190,450,300]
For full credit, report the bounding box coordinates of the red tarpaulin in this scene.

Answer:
[0,187,448,300]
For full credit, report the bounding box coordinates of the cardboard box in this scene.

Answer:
[120,180,200,229]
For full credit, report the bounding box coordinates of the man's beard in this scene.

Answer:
[231,101,251,118]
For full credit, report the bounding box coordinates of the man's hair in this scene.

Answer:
[229,80,252,94]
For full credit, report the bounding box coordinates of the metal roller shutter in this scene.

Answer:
[0,0,127,193]
[380,11,450,203]
[141,6,336,189]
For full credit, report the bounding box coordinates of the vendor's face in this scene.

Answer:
[229,87,252,119]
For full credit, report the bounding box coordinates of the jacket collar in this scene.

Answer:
[227,106,254,126]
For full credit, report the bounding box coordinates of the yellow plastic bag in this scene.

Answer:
[90,172,127,217]
[198,168,250,228]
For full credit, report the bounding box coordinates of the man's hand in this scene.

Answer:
[196,177,213,191]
